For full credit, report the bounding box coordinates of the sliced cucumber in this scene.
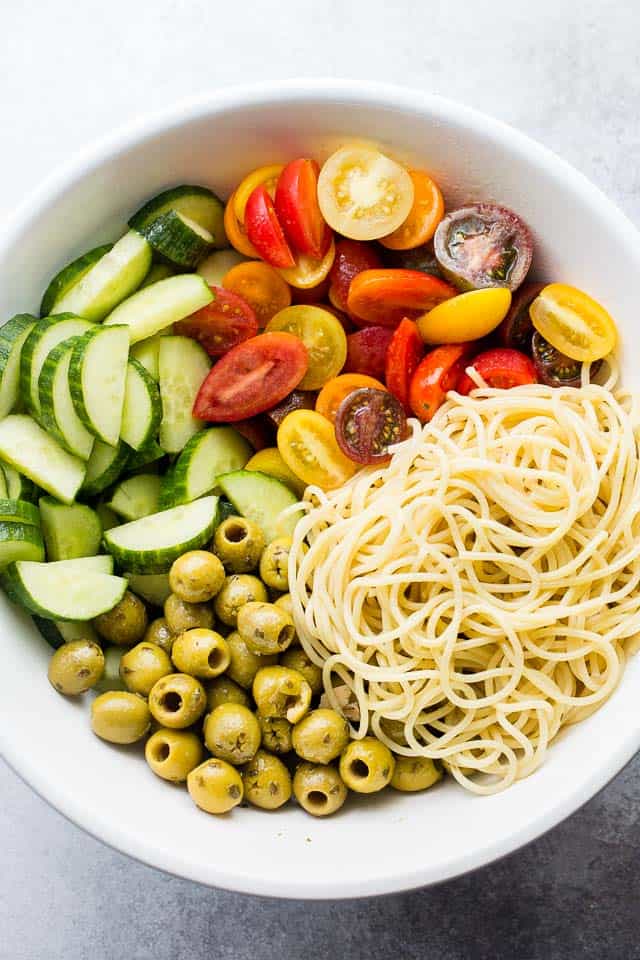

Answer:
[20,314,93,416]
[39,496,102,560]
[50,230,152,321]
[107,474,161,522]
[0,499,40,526]
[0,522,44,566]
[160,427,251,508]
[1,463,37,502]
[96,502,120,532]
[38,338,95,460]
[125,439,165,472]
[40,244,112,318]
[103,274,212,344]
[129,329,172,381]
[32,616,100,650]
[94,646,127,693]
[81,439,129,497]
[140,210,213,268]
[104,495,219,573]
[129,185,226,248]
[197,249,247,286]
[0,314,36,419]
[1,560,127,621]
[47,556,114,575]
[120,359,162,451]
[0,415,85,504]
[69,326,129,445]
[158,336,209,454]
[125,571,171,606]
[218,470,299,543]
[140,263,175,289]
[0,470,8,499]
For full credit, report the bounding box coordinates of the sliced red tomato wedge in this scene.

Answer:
[244,186,295,269]
[409,344,474,422]
[175,286,258,357]
[328,239,382,313]
[344,326,394,380]
[275,158,332,260]
[456,348,538,395]
[347,269,457,328]
[193,332,308,422]
[385,318,425,413]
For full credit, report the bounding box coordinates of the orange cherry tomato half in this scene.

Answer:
[245,186,295,269]
[275,158,332,260]
[316,373,386,424]
[277,240,336,290]
[409,344,474,422]
[224,191,259,258]
[193,332,308,422]
[233,164,284,224]
[384,319,425,413]
[174,286,258,357]
[222,260,291,327]
[456,348,538,395]
[379,170,444,251]
[328,239,382,314]
[347,269,457,328]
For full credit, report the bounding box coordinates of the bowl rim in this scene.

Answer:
[2,77,640,899]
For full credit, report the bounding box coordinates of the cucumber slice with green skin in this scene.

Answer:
[103,495,219,573]
[32,615,101,650]
[158,336,210,454]
[125,439,165,472]
[0,499,40,526]
[197,249,247,286]
[124,571,171,606]
[140,210,213,269]
[129,330,170,381]
[39,496,102,560]
[40,244,113,318]
[38,338,95,460]
[140,263,175,289]
[218,470,299,543]
[0,561,127,621]
[0,470,8,499]
[120,359,162,451]
[81,439,129,497]
[47,555,114,575]
[128,185,226,248]
[69,326,129,446]
[0,522,45,567]
[107,474,161,521]
[20,315,93,417]
[0,314,36,420]
[51,231,152,322]
[94,646,127,692]
[95,502,120,532]
[1,463,38,502]
[159,427,251,508]
[0,415,85,504]
[103,274,213,344]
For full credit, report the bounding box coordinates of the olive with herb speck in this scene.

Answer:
[164,594,214,634]
[148,673,206,728]
[171,628,230,678]
[214,575,268,627]
[390,756,443,792]
[293,762,348,817]
[252,666,312,723]
[339,737,395,793]
[226,630,277,688]
[259,537,292,591]
[119,641,173,697]
[204,676,251,712]
[169,550,225,603]
[242,749,292,810]
[145,728,204,782]
[93,591,147,646]
[257,716,293,754]
[203,702,261,765]
[187,758,243,814]
[292,709,350,764]
[237,601,295,655]
[48,640,104,696]
[91,691,151,744]
[280,647,321,694]
[213,516,266,573]
[144,617,175,655]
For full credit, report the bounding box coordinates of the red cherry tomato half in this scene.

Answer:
[175,286,259,357]
[193,332,308,422]
[335,388,408,465]
[328,239,382,314]
[244,186,295,269]
[344,326,394,380]
[409,344,474,422]
[456,348,538,395]
[384,319,425,413]
[347,269,457,328]
[275,158,332,260]
[232,416,275,451]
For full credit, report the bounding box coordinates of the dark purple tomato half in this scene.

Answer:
[335,387,408,465]
[532,330,590,388]
[497,281,545,353]
[266,389,317,427]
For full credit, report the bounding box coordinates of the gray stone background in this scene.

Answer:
[2,1,640,957]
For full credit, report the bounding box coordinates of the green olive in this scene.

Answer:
[164,594,214,634]
[187,758,243,814]
[226,630,277,688]
[390,756,443,792]
[93,591,148,646]
[237,601,295,656]
[213,516,266,573]
[48,640,104,696]
[280,648,321,694]
[204,676,251,712]
[119,641,173,696]
[292,762,348,817]
[291,709,350,764]
[257,716,293,754]
[339,737,395,793]
[91,691,151,744]
[213,575,268,627]
[148,673,206,728]
[252,666,312,723]
[273,594,299,644]
[144,617,175,655]
[169,550,226,603]
[259,537,292,591]
[171,628,230,679]
[145,728,204,782]
[203,702,261,765]
[94,646,127,694]
[378,718,408,746]
[242,749,292,810]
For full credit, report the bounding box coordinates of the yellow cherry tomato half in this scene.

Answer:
[278,240,336,290]
[317,147,414,241]
[224,191,259,258]
[265,304,347,391]
[379,169,444,251]
[529,283,617,362]
[234,164,285,224]
[316,373,386,423]
[417,288,512,345]
[245,446,307,498]
[277,410,356,491]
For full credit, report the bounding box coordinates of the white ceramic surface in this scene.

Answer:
[1,80,640,900]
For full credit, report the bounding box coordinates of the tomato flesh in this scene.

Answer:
[409,344,474,422]
[222,261,291,327]
[328,239,382,314]
[277,409,356,491]
[379,169,444,251]
[344,326,394,380]
[497,281,544,353]
[275,158,332,259]
[385,319,424,413]
[175,286,258,357]
[347,269,457,328]
[265,304,347,391]
[266,389,317,427]
[529,283,617,362]
[456,348,538,395]
[244,186,295,269]
[316,373,386,423]
[335,388,407,465]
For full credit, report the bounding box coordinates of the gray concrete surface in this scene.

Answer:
[2,0,640,957]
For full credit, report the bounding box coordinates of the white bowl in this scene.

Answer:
[2,80,640,899]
